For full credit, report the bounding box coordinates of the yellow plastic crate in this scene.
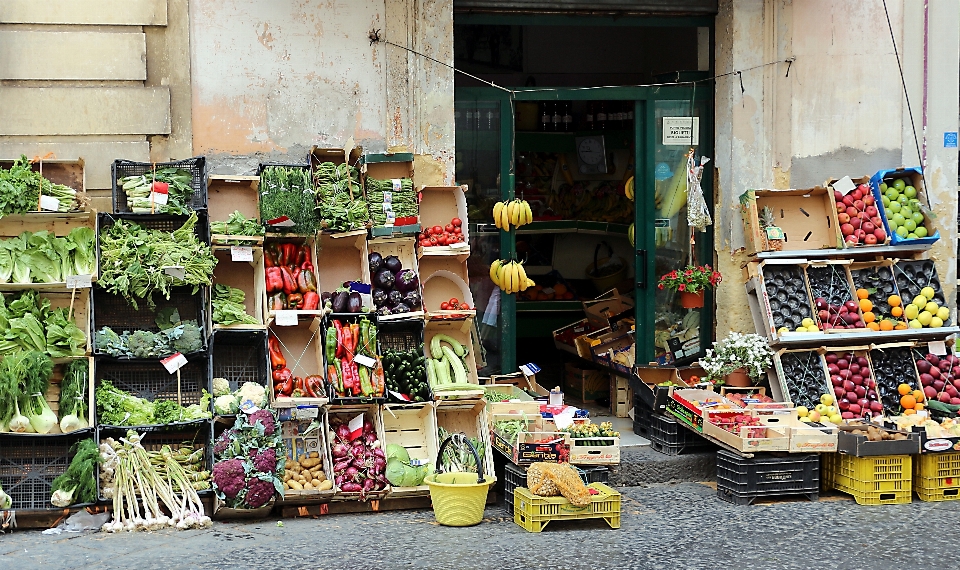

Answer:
[820,454,836,491]
[834,454,911,492]
[832,480,912,505]
[914,452,960,502]
[514,483,621,533]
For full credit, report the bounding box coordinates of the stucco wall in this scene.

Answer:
[189,0,455,184]
[714,0,959,336]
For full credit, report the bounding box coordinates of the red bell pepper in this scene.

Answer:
[297,269,317,293]
[302,291,320,310]
[264,243,278,268]
[269,292,286,312]
[286,293,303,309]
[269,337,286,370]
[296,245,309,267]
[282,243,298,266]
[334,321,345,358]
[301,261,314,271]
[280,267,297,295]
[265,267,283,293]
[341,324,354,359]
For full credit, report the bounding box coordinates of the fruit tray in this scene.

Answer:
[665,389,741,433]
[869,343,921,416]
[912,348,960,410]
[772,349,830,411]
[829,177,889,248]
[892,260,950,329]
[836,424,920,456]
[824,347,881,420]
[804,262,864,332]
[761,263,815,333]
[869,166,939,246]
[848,261,905,329]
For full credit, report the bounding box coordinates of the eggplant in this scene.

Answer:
[402,290,421,310]
[392,302,411,314]
[347,291,363,313]
[372,288,389,308]
[376,305,393,317]
[394,269,419,293]
[383,255,402,274]
[387,290,403,307]
[321,291,333,306]
[332,290,349,313]
[369,252,384,275]
[374,269,395,290]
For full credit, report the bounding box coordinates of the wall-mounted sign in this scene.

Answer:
[662,117,700,145]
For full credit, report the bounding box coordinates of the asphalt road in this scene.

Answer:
[1,482,955,570]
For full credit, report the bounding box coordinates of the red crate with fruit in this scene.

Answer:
[825,347,883,420]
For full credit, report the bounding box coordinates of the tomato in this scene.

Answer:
[429,236,438,245]
[453,227,462,235]
[440,302,450,310]
[438,235,448,246]
[451,217,462,227]
[449,297,459,306]
[445,224,454,233]
[420,239,432,247]
[460,303,470,310]
[432,225,443,235]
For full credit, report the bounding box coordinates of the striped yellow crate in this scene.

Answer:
[514,483,620,533]
[914,452,960,502]
[825,454,912,505]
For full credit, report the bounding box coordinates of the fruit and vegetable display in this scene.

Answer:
[324,285,366,314]
[778,350,830,410]
[833,183,886,246]
[0,227,95,284]
[385,442,429,488]
[492,199,533,230]
[369,251,421,317]
[328,414,389,498]
[418,218,465,248]
[518,281,574,301]
[94,307,204,358]
[99,432,211,532]
[805,265,860,331]
[382,346,430,402]
[877,176,929,240]
[98,212,216,310]
[118,167,195,214]
[914,350,960,408]
[365,176,416,226]
[283,452,333,493]
[869,345,920,416]
[210,210,262,238]
[96,380,212,427]
[212,379,268,416]
[264,241,319,312]
[268,334,325,400]
[258,166,317,235]
[0,290,87,358]
[0,155,87,215]
[49,438,98,506]
[893,415,960,437]
[762,264,815,333]
[314,162,367,232]
[489,259,535,295]
[425,332,476,394]
[325,316,385,400]
[825,350,881,420]
[723,391,774,407]
[849,265,902,326]
[211,284,259,326]
[0,351,59,434]
[213,409,285,509]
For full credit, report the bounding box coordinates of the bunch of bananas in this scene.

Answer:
[489,259,535,294]
[625,176,635,201]
[492,199,533,230]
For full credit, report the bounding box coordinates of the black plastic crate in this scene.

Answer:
[633,395,652,435]
[112,157,207,213]
[648,413,714,456]
[97,212,211,263]
[716,449,820,505]
[211,329,268,392]
[93,286,208,358]
[0,432,95,511]
[324,315,386,405]
[377,318,423,352]
[95,358,211,425]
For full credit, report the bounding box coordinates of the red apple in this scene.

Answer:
[853,199,866,211]
[846,206,860,219]
[864,195,875,206]
[865,205,878,217]
[864,234,878,245]
[850,216,862,229]
[842,195,855,207]
[834,190,844,201]
[837,212,851,224]
[862,221,876,233]
[848,403,861,415]
[870,401,883,413]
[924,386,938,400]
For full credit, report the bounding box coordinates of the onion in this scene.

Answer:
[373,447,385,459]
[373,457,386,471]
[363,432,377,445]
[363,419,374,435]
[332,443,350,459]
[336,424,351,440]
[362,478,375,492]
[334,460,351,473]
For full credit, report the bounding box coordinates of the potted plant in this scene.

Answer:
[657,264,722,308]
[699,332,773,387]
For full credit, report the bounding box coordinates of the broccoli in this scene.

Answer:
[243,477,275,508]
[173,321,203,354]
[127,330,157,358]
[94,327,124,356]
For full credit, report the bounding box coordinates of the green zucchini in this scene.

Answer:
[442,346,467,384]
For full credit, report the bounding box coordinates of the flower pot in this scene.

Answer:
[724,368,751,388]
[680,290,705,309]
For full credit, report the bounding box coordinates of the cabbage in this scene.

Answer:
[386,444,410,463]
[385,458,407,487]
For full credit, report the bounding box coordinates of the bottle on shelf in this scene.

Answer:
[596,102,607,130]
[585,103,595,131]
[465,107,475,132]
[540,102,551,132]
[551,102,562,132]
[562,102,573,132]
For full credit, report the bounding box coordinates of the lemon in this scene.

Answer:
[778,327,790,334]
[799,416,813,423]
[925,301,940,314]
[909,319,923,329]
[921,286,936,300]
[936,307,951,321]
[918,311,933,326]
[801,318,815,328]
[913,294,929,308]
[797,406,809,417]
[795,326,807,333]
[904,304,921,320]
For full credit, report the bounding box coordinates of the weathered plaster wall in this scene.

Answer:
[190,0,454,184]
[714,0,958,336]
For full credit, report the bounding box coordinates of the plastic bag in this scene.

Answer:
[686,153,712,232]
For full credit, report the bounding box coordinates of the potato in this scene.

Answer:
[288,480,303,490]
[284,460,297,470]
[298,476,308,485]
[300,458,321,469]
[317,480,333,491]
[304,482,314,490]
[283,473,293,482]
[308,451,319,459]
[311,478,323,488]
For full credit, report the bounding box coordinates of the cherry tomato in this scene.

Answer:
[438,235,448,245]
[429,236,438,245]
[461,303,470,310]
[445,224,454,233]
[449,297,459,306]
[432,225,443,235]
[420,239,432,247]
[452,217,462,227]
[453,227,462,235]
[440,302,450,310]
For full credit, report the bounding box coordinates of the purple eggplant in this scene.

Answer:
[383,255,402,274]
[402,290,421,310]
[372,288,389,307]
[332,290,349,313]
[394,269,419,293]
[392,302,411,314]
[374,269,395,290]
[388,289,403,307]
[369,252,384,275]
[347,291,363,313]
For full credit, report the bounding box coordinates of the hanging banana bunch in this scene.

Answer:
[624,176,635,201]
[489,259,535,295]
[492,199,533,231]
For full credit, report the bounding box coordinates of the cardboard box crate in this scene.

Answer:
[418,185,470,260]
[280,418,335,502]
[582,289,634,329]
[610,374,633,418]
[568,436,620,465]
[211,245,266,330]
[563,363,607,402]
[207,175,262,245]
[269,317,328,409]
[739,187,840,255]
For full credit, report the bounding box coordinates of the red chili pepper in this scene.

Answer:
[280,266,297,295]
[341,324,354,359]
[301,261,314,271]
[328,364,341,394]
[334,321,345,358]
[302,291,320,311]
[268,337,286,370]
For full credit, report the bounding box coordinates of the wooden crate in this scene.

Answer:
[420,256,475,320]
[211,245,266,330]
[0,211,98,291]
[0,156,86,196]
[568,436,620,465]
[611,374,633,418]
[426,317,482,399]
[367,236,423,321]
[563,363,607,402]
[380,402,439,498]
[435,399,495,478]
[207,175,262,245]
[315,231,371,298]
[327,404,390,501]
[417,185,470,261]
[263,235,320,323]
[268,318,328,408]
[280,417,335,503]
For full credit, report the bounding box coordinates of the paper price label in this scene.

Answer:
[389,390,412,402]
[928,341,948,355]
[450,241,468,249]
[65,274,93,289]
[150,191,169,205]
[391,179,402,192]
[266,215,296,227]
[382,203,394,213]
[163,266,186,280]
[39,195,60,211]
[230,246,254,262]
[291,406,320,419]
[354,354,377,368]
[383,191,392,204]
[274,310,298,326]
[161,352,188,374]
[385,211,396,226]
[832,176,857,196]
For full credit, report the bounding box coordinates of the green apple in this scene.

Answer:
[882,195,891,207]
[904,304,920,320]
[893,178,906,190]
[897,194,909,205]
[915,226,928,238]
[918,311,933,326]
[815,403,828,415]
[909,319,923,329]
[912,211,925,224]
[892,213,906,226]
[896,226,909,238]
[801,317,815,328]
[913,294,929,307]
[904,219,917,232]
[885,188,900,201]
[904,185,917,198]
[907,233,918,239]
[931,316,944,328]
[921,287,936,300]
[799,416,813,423]
[889,201,902,214]
[778,326,790,334]
[925,301,940,314]
[879,182,888,191]
[829,414,843,424]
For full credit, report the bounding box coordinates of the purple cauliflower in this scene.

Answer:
[252,448,278,473]
[212,459,246,499]
[213,428,235,457]
[248,409,276,435]
[244,477,275,508]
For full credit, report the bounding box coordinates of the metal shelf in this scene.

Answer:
[754,243,932,261]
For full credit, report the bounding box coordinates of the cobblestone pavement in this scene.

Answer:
[1,482,955,570]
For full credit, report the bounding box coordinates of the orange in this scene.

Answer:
[895,323,908,330]
[859,299,873,312]
[879,320,895,331]
[554,283,567,295]
[867,322,880,331]
[891,306,903,317]
[913,390,924,402]
[900,394,917,409]
[898,383,912,396]
[915,403,925,412]
[857,288,870,300]
[888,295,902,307]
[863,311,876,323]
[904,408,917,415]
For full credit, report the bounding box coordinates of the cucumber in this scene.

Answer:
[432,383,481,392]
[443,346,468,384]
[425,358,438,387]
[434,357,451,385]
[431,333,465,357]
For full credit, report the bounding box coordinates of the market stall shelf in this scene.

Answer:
[268,318,328,409]
[207,175,262,245]
[211,329,269,421]
[210,245,265,330]
[0,210,98,291]
[417,186,470,262]
[279,417,335,504]
[93,286,208,359]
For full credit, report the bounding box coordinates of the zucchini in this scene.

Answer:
[431,334,465,357]
[432,383,480,392]
[435,357,451,385]
[443,346,467,384]
[425,358,438,387]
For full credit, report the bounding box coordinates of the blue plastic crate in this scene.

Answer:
[869,166,940,246]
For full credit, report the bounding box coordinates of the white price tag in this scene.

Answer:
[385,211,396,226]
[238,400,260,414]
[382,203,394,213]
[274,310,298,326]
[291,406,320,419]
[65,274,92,289]
[391,179,402,192]
[150,191,169,205]
[552,414,575,430]
[230,246,254,262]
[383,191,392,204]
[833,176,857,196]
[163,266,186,280]
[39,195,60,211]
[450,241,468,249]
[161,352,188,374]
[929,341,948,355]
[354,354,377,368]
